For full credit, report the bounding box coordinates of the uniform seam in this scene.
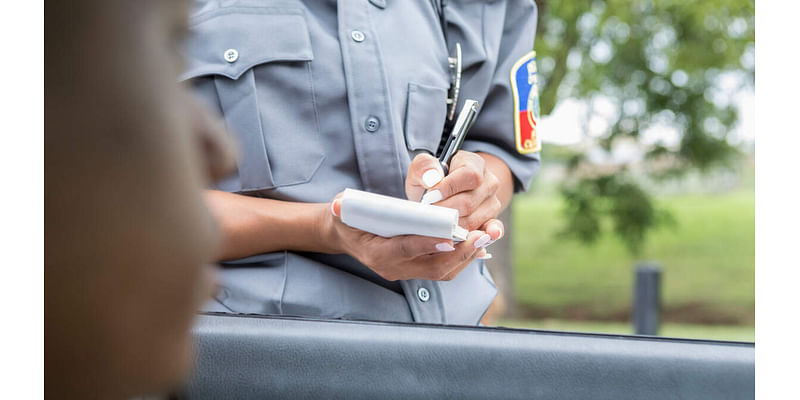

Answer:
[481,3,488,62]
[189,7,304,26]
[341,13,372,192]
[277,251,289,314]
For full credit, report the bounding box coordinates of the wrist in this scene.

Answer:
[312,202,345,254]
[477,152,514,210]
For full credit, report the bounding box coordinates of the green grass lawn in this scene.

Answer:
[512,189,755,325]
[498,319,754,342]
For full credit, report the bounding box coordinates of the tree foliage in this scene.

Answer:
[533,0,754,254]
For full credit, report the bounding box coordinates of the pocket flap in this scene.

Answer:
[181,9,313,81]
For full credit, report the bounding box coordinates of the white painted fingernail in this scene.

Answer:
[479,253,493,260]
[474,233,492,249]
[421,190,443,205]
[422,169,443,188]
[485,239,496,247]
[435,242,455,252]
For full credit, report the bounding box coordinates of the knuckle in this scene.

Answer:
[491,197,502,214]
[471,153,486,169]
[443,178,458,196]
[452,150,468,164]
[487,173,499,192]
[464,169,482,188]
[473,169,486,187]
[469,195,485,215]
[455,197,473,216]
[459,250,473,264]
[411,153,428,164]
[466,214,483,231]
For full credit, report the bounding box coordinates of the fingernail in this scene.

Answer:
[474,233,492,249]
[488,224,503,240]
[421,190,443,205]
[478,253,493,260]
[435,242,455,252]
[422,169,443,188]
[330,201,339,217]
[485,239,496,247]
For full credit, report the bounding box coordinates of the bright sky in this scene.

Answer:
[540,89,755,149]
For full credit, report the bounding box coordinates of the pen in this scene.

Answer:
[437,99,479,175]
[421,99,479,203]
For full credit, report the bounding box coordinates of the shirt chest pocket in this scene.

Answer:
[182,8,325,192]
[404,82,449,155]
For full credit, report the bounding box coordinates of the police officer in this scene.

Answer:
[182,0,541,325]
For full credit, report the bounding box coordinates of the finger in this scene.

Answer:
[457,195,502,231]
[433,183,491,216]
[422,151,485,204]
[400,230,487,281]
[480,219,505,241]
[391,235,457,259]
[424,230,485,267]
[450,150,486,171]
[406,153,444,201]
[436,231,490,280]
[330,192,344,218]
[476,248,492,260]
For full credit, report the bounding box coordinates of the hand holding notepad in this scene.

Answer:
[339,188,469,241]
[328,188,492,281]
[322,101,503,280]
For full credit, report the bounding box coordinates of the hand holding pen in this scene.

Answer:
[404,100,505,255]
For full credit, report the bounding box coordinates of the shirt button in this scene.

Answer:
[417,287,430,302]
[365,116,380,132]
[351,30,366,42]
[223,48,239,63]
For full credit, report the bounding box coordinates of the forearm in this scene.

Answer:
[477,152,514,211]
[204,190,338,261]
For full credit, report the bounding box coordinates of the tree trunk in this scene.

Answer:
[484,204,518,321]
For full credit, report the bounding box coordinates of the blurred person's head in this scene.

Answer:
[45,0,233,398]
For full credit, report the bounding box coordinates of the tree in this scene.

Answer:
[533,0,755,254]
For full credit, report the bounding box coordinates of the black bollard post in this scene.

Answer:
[633,263,661,335]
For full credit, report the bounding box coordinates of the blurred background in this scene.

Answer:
[485,0,754,341]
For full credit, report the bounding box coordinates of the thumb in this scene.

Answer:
[405,153,444,202]
[330,192,344,218]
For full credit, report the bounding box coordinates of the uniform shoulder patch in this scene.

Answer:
[510,51,541,154]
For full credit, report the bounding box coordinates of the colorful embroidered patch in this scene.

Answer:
[510,51,541,154]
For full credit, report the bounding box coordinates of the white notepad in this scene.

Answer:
[340,188,469,241]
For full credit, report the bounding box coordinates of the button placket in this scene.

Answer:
[351,30,365,42]
[365,116,380,132]
[337,0,405,197]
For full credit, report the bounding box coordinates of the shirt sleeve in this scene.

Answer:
[446,0,540,192]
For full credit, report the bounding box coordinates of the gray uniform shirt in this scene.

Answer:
[182,0,540,325]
